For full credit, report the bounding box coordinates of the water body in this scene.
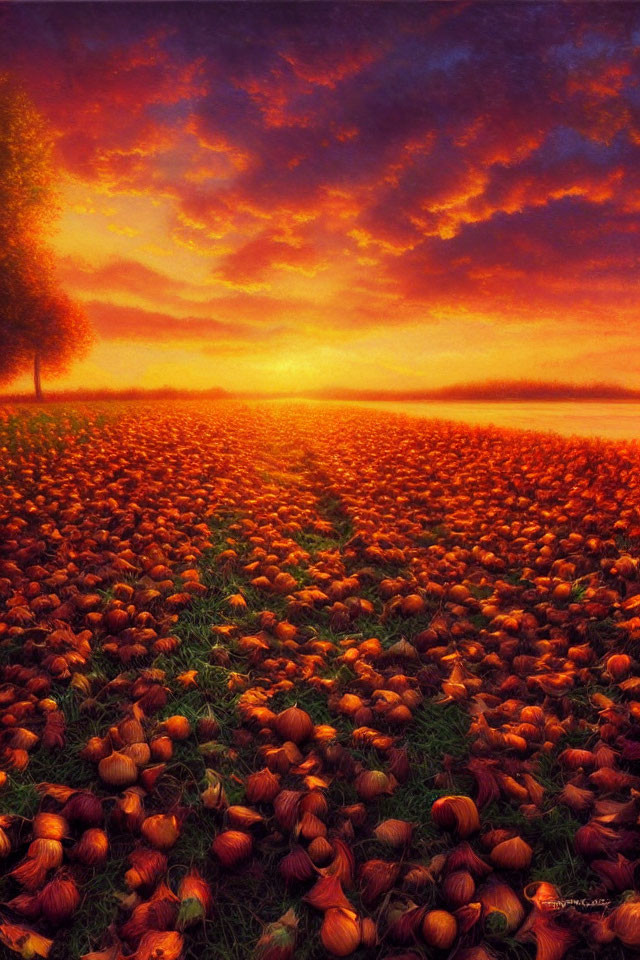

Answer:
[271,399,640,441]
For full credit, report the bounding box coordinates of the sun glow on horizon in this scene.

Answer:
[2,2,639,395]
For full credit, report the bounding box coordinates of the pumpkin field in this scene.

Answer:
[1,400,639,960]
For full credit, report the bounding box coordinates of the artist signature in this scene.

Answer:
[542,898,610,910]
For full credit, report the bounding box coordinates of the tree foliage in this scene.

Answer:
[0,74,92,396]
[0,75,55,220]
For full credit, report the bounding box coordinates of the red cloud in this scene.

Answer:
[279,45,379,90]
[1,0,639,363]
[214,230,322,286]
[86,300,285,344]
[7,28,207,180]
[381,196,640,326]
[58,258,186,299]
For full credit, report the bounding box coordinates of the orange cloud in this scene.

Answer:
[86,300,285,346]
[1,1,640,393]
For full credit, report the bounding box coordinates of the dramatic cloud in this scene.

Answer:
[1,1,639,391]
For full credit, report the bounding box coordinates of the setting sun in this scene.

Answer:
[1,6,640,959]
[2,2,639,395]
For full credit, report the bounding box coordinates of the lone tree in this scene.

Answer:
[0,74,92,399]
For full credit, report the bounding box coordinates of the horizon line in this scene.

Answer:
[1,379,640,404]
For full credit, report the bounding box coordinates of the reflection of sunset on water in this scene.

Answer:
[268,398,640,441]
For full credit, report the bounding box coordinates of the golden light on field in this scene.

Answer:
[1,400,640,955]
[2,7,640,956]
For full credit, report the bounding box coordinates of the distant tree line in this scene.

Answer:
[3,380,636,404]
[0,386,230,403]
[308,380,640,402]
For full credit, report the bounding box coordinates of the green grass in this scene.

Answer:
[416,523,450,546]
[288,529,344,554]
[0,507,260,958]
[615,533,635,552]
[470,612,492,630]
[468,583,494,600]
[0,635,34,666]
[564,682,621,717]
[528,843,595,900]
[377,700,472,836]
[481,782,590,903]
[481,801,530,832]
[535,807,582,848]
[0,779,41,823]
[486,935,534,960]
[570,581,589,602]
[314,495,355,545]
[68,499,457,959]
[500,570,536,589]
[586,618,621,646]
[0,408,112,460]
[1,684,116,805]
[408,699,471,760]
[125,509,330,959]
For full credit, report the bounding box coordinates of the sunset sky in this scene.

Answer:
[1,1,639,394]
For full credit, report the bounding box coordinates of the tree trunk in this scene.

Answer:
[34,352,43,401]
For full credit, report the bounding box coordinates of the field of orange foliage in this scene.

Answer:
[0,401,639,960]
